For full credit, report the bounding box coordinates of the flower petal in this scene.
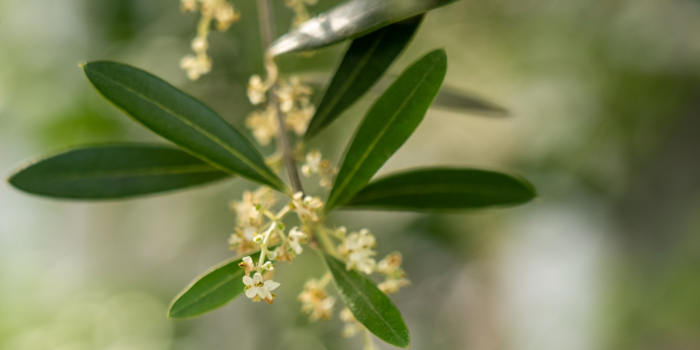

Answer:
[242,275,253,285]
[265,280,281,291]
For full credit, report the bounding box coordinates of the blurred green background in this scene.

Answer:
[2,0,700,349]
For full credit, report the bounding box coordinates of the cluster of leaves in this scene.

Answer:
[8,0,535,348]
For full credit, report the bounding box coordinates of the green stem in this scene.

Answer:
[318,271,332,288]
[316,226,338,257]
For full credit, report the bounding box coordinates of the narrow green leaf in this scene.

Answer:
[304,15,424,140]
[432,87,509,116]
[8,144,231,200]
[169,252,262,319]
[303,73,508,117]
[324,254,410,348]
[374,77,510,116]
[343,167,537,211]
[326,49,447,212]
[82,61,287,193]
[270,0,458,56]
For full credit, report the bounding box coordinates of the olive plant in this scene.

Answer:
[8,0,536,348]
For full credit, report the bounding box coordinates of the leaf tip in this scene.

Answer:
[7,172,19,187]
[6,161,32,192]
[518,176,538,200]
[436,49,448,66]
[167,300,192,320]
[166,309,182,319]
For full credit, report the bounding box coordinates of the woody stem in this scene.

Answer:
[256,0,304,194]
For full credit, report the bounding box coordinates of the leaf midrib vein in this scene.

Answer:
[351,183,515,202]
[88,68,279,187]
[332,260,405,344]
[40,164,224,182]
[313,28,388,131]
[173,269,243,315]
[329,59,439,208]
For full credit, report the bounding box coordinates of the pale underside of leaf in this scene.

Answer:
[270,0,458,55]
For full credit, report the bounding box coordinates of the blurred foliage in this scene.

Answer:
[2,0,700,349]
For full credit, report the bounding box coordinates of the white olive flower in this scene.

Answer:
[200,0,227,17]
[289,192,324,222]
[245,106,279,146]
[180,0,239,79]
[191,36,209,53]
[273,245,293,262]
[335,226,347,238]
[247,75,269,105]
[301,150,321,177]
[298,278,335,322]
[288,226,308,255]
[214,3,240,31]
[376,252,410,294]
[340,308,363,338]
[180,54,212,81]
[243,272,280,304]
[284,104,315,136]
[238,256,255,275]
[285,0,318,28]
[232,192,259,228]
[228,233,242,250]
[181,0,198,12]
[277,76,313,112]
[300,150,337,189]
[229,187,276,253]
[338,229,377,274]
[266,249,278,261]
[378,278,410,294]
[377,252,403,276]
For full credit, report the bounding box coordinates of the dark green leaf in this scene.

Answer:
[326,49,447,212]
[8,144,230,200]
[324,254,410,348]
[432,87,509,116]
[83,61,287,193]
[375,77,509,116]
[270,0,458,55]
[304,15,424,140]
[303,73,508,117]
[343,167,537,211]
[169,251,262,319]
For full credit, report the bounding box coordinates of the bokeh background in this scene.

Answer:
[2,0,700,349]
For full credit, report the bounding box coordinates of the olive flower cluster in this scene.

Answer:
[246,74,316,146]
[180,0,240,80]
